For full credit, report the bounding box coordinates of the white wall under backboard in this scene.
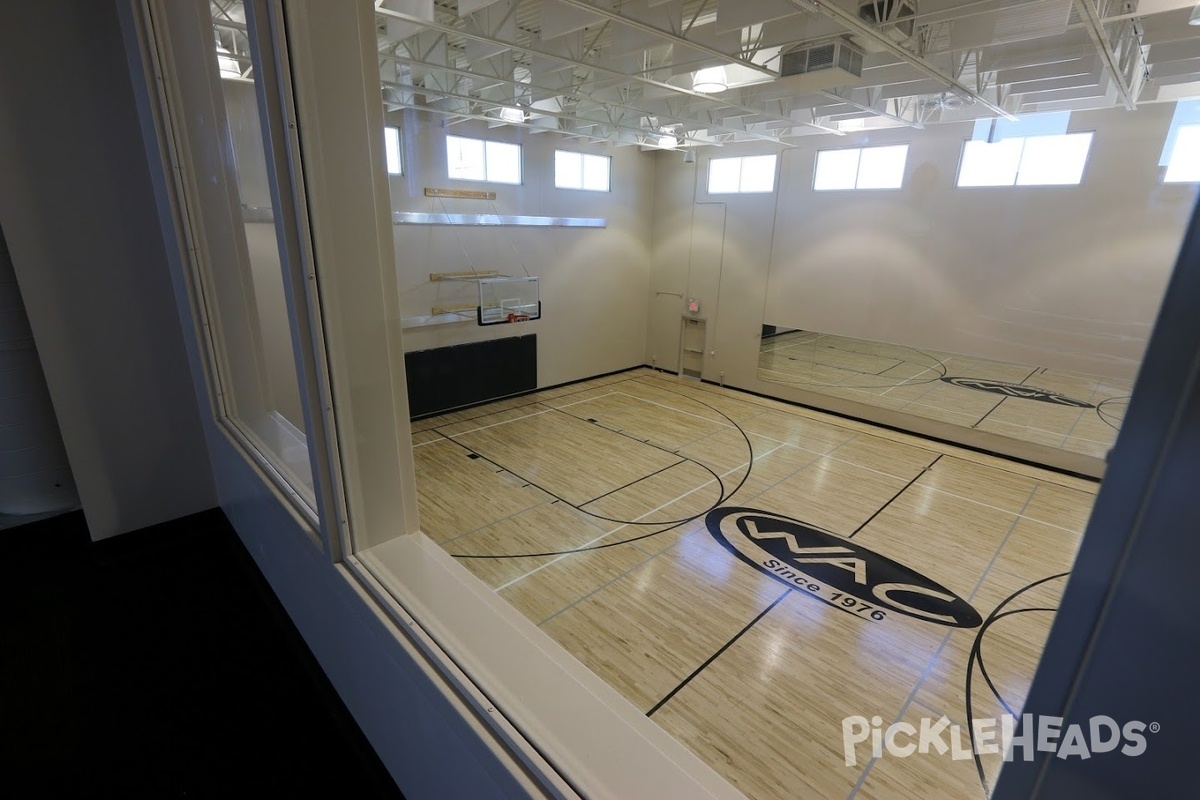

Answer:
[386,110,654,388]
[648,102,1195,396]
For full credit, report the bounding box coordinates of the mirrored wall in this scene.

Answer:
[758,327,1129,460]
[642,99,1197,478]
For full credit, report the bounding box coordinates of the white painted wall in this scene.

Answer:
[387,110,654,387]
[0,0,216,539]
[648,102,1195,391]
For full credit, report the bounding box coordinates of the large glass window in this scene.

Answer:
[707,154,778,193]
[814,144,909,190]
[150,1,316,513]
[957,132,1094,187]
[384,126,402,175]
[1164,124,1200,183]
[555,150,610,191]
[446,135,521,184]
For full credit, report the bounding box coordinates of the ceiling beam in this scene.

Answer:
[1074,0,1138,110]
[819,89,921,128]
[552,0,778,78]
[787,0,1018,120]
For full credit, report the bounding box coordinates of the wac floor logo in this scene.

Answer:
[940,377,1095,408]
[706,508,982,628]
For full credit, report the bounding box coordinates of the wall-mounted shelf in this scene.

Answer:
[425,187,497,200]
[430,271,502,282]
[393,211,606,228]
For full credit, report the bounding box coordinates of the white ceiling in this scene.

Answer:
[216,1,1200,146]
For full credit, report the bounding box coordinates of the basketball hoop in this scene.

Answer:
[506,312,531,323]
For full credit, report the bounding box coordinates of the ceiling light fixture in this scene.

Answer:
[1191,2,1200,25]
[656,133,677,149]
[499,106,525,124]
[215,34,242,80]
[692,66,728,94]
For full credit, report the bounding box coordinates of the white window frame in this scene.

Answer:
[955,132,1095,188]
[445,134,522,185]
[813,144,909,191]
[554,149,611,192]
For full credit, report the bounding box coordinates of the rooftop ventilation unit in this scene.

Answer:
[858,0,917,42]
[777,38,866,91]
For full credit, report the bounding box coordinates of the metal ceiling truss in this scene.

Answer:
[230,0,1200,151]
[379,51,814,145]
[376,2,849,141]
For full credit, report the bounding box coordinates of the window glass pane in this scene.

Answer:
[582,154,610,191]
[1016,132,1092,186]
[446,135,485,181]
[708,157,741,193]
[485,140,521,184]
[555,150,582,189]
[182,3,315,505]
[855,145,908,189]
[957,138,1024,187]
[814,148,860,191]
[1165,125,1200,183]
[739,155,777,192]
[384,126,401,175]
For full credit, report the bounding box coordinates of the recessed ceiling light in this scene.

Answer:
[692,66,728,94]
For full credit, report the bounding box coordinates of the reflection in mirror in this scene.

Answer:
[758,327,1129,459]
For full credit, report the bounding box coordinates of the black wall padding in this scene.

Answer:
[405,334,537,418]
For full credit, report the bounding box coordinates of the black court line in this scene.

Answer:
[969,366,1043,430]
[976,606,1057,719]
[447,384,757,558]
[545,405,728,521]
[1095,395,1131,432]
[848,455,943,538]
[966,571,1070,798]
[873,359,910,376]
[577,458,687,508]
[646,588,792,717]
[971,396,1007,429]
[758,346,949,391]
[671,376,1100,486]
[809,354,904,378]
[412,372,645,432]
[433,427,713,533]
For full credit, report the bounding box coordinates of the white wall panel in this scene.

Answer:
[0,0,215,539]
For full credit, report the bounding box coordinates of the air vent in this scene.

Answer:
[777,38,866,91]
[858,0,917,41]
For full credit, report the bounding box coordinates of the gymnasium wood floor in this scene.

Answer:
[758,330,1131,459]
[409,368,1096,799]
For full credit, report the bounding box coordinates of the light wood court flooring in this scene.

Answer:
[411,368,1099,799]
[758,331,1131,458]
